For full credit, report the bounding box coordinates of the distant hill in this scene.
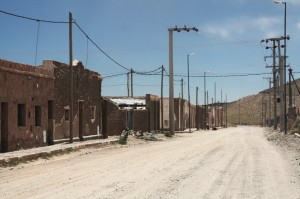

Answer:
[226,77,300,126]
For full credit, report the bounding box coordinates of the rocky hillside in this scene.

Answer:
[226,78,300,127]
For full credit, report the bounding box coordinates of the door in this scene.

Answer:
[78,101,84,141]
[127,110,133,130]
[1,102,8,152]
[47,101,54,145]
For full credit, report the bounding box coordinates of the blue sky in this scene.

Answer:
[1,0,300,104]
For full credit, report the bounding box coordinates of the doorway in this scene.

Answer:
[127,110,133,130]
[1,102,8,152]
[78,101,84,141]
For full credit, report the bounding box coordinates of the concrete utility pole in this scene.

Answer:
[239,99,241,125]
[187,53,195,133]
[261,93,264,127]
[225,93,228,128]
[288,68,292,108]
[127,72,130,97]
[130,68,133,97]
[161,65,164,134]
[207,90,209,129]
[69,12,73,143]
[273,40,278,130]
[168,26,198,136]
[274,0,288,134]
[277,41,285,132]
[181,78,184,100]
[196,86,199,130]
[168,28,174,136]
[262,36,289,131]
[221,89,223,127]
[180,78,184,131]
[204,72,207,129]
[283,1,287,134]
[263,77,272,127]
[214,82,216,127]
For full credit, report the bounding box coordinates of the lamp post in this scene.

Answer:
[187,53,195,133]
[168,26,198,136]
[274,0,287,134]
[204,72,207,130]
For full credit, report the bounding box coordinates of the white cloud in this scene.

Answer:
[297,22,300,30]
[200,16,282,39]
[288,0,300,5]
[251,16,282,37]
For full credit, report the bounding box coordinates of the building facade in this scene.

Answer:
[0,59,54,152]
[43,60,102,143]
[102,95,160,136]
[0,59,102,152]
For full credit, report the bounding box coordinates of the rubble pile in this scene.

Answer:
[131,130,162,141]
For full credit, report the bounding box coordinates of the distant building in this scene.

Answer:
[162,98,205,131]
[102,94,160,136]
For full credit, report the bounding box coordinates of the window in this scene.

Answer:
[18,104,26,126]
[90,106,96,120]
[35,106,41,126]
[65,108,70,121]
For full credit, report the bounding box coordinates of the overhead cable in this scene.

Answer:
[134,66,162,75]
[0,9,69,23]
[74,21,131,72]
[102,72,128,78]
[0,9,132,72]
[174,72,272,78]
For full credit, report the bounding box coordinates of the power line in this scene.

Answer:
[135,70,162,76]
[104,71,273,78]
[0,9,132,72]
[102,72,128,78]
[102,83,179,87]
[134,66,162,75]
[0,9,69,23]
[164,68,169,77]
[197,30,260,48]
[174,72,272,78]
[74,21,131,72]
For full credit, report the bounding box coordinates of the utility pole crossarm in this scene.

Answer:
[168,26,198,32]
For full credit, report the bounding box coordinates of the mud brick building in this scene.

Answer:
[162,98,208,131]
[206,105,224,129]
[102,94,160,137]
[0,59,102,152]
[0,59,54,152]
[43,60,102,142]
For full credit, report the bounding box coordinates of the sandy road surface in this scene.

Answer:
[1,126,300,199]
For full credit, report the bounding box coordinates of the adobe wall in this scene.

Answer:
[43,60,102,140]
[0,59,53,152]
[102,98,127,137]
[146,94,160,132]
[132,110,149,132]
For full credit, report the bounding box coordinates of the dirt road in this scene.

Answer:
[1,126,300,199]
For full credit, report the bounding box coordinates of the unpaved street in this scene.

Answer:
[1,126,300,199]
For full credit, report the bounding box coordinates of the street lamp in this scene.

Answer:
[203,71,209,130]
[274,0,287,134]
[187,53,195,133]
[168,26,198,136]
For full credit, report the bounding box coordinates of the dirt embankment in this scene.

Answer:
[264,128,300,181]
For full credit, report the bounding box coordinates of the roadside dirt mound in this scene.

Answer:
[264,128,300,182]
